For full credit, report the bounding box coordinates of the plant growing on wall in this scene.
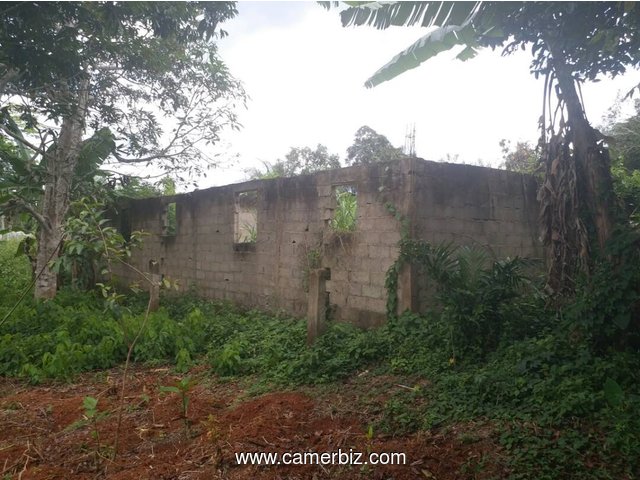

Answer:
[331,186,357,233]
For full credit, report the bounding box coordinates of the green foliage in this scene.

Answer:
[332,2,640,90]
[346,125,406,165]
[82,396,102,443]
[605,99,640,171]
[387,239,543,360]
[0,239,32,307]
[247,144,341,179]
[564,228,640,350]
[80,395,108,467]
[611,156,640,222]
[241,222,257,243]
[379,312,640,478]
[330,186,357,233]
[160,377,196,433]
[499,139,540,175]
[50,198,144,291]
[0,2,244,175]
[1,244,639,478]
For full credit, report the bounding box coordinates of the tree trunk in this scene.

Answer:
[552,63,615,251]
[541,40,616,294]
[34,78,90,299]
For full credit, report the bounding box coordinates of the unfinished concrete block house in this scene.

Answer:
[115,158,541,329]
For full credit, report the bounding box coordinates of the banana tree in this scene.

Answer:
[328,1,640,294]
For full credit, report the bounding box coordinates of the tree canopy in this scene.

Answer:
[0,2,244,177]
[605,100,640,171]
[499,139,539,175]
[346,125,405,165]
[0,1,244,298]
[248,144,341,179]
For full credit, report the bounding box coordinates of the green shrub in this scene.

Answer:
[565,227,640,350]
[388,239,545,362]
[0,238,32,310]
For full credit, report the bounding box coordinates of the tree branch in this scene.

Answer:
[112,150,177,163]
[0,197,50,232]
[0,65,19,96]
[0,124,47,156]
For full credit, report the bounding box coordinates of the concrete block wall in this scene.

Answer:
[113,161,409,326]
[113,158,541,326]
[408,161,539,254]
[407,160,542,313]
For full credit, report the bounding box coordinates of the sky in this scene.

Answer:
[200,1,640,187]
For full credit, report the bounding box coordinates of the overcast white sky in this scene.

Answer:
[201,1,640,187]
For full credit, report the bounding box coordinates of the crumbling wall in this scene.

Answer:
[411,161,539,255]
[114,158,541,326]
[408,161,542,312]
[114,161,408,326]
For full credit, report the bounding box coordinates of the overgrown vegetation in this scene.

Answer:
[2,230,639,478]
[330,186,357,233]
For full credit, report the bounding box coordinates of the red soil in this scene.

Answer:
[0,367,505,479]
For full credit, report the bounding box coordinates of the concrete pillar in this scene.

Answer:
[147,259,161,312]
[307,268,329,345]
[149,273,162,313]
[397,263,416,316]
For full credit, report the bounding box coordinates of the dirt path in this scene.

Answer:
[0,366,503,479]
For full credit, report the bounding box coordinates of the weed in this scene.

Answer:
[160,377,196,435]
[81,396,107,469]
[203,414,222,443]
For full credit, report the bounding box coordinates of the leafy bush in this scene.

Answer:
[388,239,545,361]
[612,159,640,220]
[565,227,640,350]
[0,239,32,309]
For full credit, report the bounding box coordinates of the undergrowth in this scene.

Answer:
[1,237,639,478]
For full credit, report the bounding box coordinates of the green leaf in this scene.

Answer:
[83,396,98,414]
[339,2,479,30]
[160,385,180,394]
[364,23,479,88]
[603,378,624,408]
[455,45,478,61]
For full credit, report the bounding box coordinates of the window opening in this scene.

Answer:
[162,202,177,236]
[234,190,257,243]
[331,185,357,232]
